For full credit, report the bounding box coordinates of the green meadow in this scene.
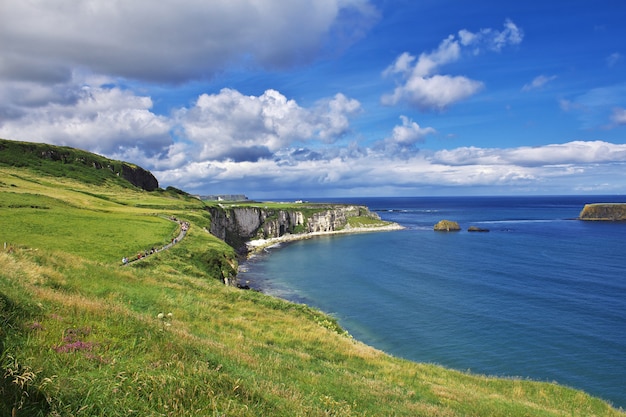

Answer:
[1,140,624,416]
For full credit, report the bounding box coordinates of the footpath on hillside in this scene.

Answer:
[122,217,189,266]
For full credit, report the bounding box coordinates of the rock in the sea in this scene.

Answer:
[579,203,626,221]
[468,226,489,232]
[434,220,461,232]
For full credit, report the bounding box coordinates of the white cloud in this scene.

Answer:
[390,116,436,145]
[176,89,361,162]
[0,80,172,155]
[153,140,626,197]
[316,93,363,142]
[459,19,523,52]
[382,20,521,110]
[382,74,484,111]
[431,141,626,167]
[0,0,378,84]
[522,75,557,92]
[0,72,364,165]
[375,115,436,154]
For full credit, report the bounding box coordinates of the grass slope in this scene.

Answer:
[0,138,143,189]
[1,145,624,416]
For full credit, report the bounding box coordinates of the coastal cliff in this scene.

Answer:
[207,204,381,253]
[579,203,626,221]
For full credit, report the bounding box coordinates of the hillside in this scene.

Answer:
[0,138,158,191]
[1,139,624,416]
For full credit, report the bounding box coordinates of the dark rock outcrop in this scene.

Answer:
[119,164,159,191]
[468,226,489,232]
[434,220,461,232]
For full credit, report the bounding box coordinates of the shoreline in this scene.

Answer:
[244,222,405,257]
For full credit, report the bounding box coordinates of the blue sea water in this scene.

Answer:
[238,196,626,409]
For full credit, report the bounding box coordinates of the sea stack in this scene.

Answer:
[434,220,461,232]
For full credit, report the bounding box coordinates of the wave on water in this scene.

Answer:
[474,219,563,224]
[374,209,439,213]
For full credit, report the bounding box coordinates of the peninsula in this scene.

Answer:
[205,200,403,256]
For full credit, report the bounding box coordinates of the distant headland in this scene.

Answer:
[579,203,626,221]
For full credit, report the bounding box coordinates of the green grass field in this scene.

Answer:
[1,140,624,416]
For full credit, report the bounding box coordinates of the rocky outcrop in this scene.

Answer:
[468,226,489,232]
[579,203,626,221]
[119,164,159,191]
[207,204,379,253]
[434,220,461,231]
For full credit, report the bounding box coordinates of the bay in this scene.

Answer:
[238,196,626,408]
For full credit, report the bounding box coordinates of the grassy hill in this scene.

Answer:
[1,139,624,416]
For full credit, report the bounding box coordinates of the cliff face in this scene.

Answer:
[119,163,159,191]
[579,203,626,221]
[207,205,378,252]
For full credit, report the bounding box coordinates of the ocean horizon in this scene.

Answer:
[238,195,626,409]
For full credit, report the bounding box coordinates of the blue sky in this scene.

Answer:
[1,0,625,198]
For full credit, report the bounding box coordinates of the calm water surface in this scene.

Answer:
[239,196,626,408]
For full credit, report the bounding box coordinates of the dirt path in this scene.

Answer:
[122,218,189,266]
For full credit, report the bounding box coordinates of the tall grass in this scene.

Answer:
[1,162,624,416]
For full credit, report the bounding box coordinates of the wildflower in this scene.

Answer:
[157,312,173,332]
[29,322,44,331]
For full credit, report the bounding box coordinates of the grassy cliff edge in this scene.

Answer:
[1,140,624,416]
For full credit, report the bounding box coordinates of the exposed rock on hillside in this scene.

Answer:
[434,219,461,231]
[119,163,159,191]
[579,203,626,221]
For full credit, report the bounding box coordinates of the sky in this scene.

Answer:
[1,0,625,198]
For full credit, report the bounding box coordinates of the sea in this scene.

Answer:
[237,196,626,409]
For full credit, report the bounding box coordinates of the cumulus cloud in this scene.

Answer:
[0,79,172,155]
[0,0,378,84]
[0,74,363,169]
[522,75,557,92]
[176,89,361,162]
[375,115,436,154]
[382,20,522,110]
